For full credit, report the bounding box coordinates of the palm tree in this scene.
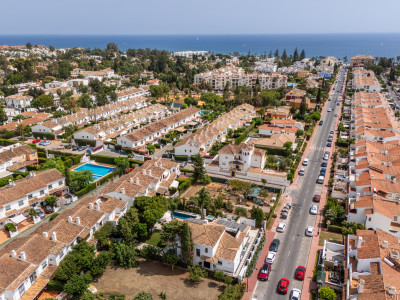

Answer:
[195,187,211,219]
[16,124,26,141]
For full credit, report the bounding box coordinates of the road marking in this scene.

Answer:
[288,250,291,256]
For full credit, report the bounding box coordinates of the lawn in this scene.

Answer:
[94,260,224,300]
[144,230,162,246]
[318,231,344,246]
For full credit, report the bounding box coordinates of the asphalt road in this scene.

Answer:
[252,68,348,300]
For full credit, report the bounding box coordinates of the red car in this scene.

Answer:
[125,168,133,174]
[277,278,290,294]
[258,263,271,281]
[295,266,306,281]
[32,139,41,143]
[313,195,321,202]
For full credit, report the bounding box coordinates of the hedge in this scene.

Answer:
[90,154,117,165]
[255,146,290,157]
[47,280,64,291]
[38,157,48,164]
[32,132,55,140]
[49,213,59,221]
[75,182,97,197]
[327,225,343,234]
[266,190,282,228]
[174,155,188,161]
[180,168,194,173]
[0,138,18,146]
[129,159,144,166]
[74,139,97,147]
[234,121,255,145]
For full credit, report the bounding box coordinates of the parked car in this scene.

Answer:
[290,288,302,300]
[265,251,276,264]
[327,137,333,142]
[277,223,286,232]
[45,206,54,214]
[320,168,326,175]
[326,142,332,147]
[269,239,280,252]
[305,226,314,236]
[323,153,329,161]
[295,266,306,281]
[298,168,305,176]
[284,202,292,210]
[317,175,324,184]
[327,108,332,112]
[313,195,321,202]
[319,120,323,126]
[32,139,41,143]
[321,161,328,167]
[87,147,94,154]
[330,130,334,134]
[258,263,271,281]
[337,102,340,106]
[281,211,288,219]
[35,209,45,219]
[277,278,290,294]
[310,205,318,215]
[302,158,309,166]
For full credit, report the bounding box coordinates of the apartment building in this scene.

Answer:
[350,55,375,68]
[174,104,255,156]
[194,66,287,91]
[71,67,117,80]
[352,68,381,92]
[345,229,400,299]
[173,50,209,59]
[117,107,201,149]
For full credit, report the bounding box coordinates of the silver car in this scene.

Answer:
[310,205,318,215]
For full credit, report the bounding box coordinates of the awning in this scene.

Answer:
[9,214,27,224]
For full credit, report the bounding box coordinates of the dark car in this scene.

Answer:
[258,263,271,281]
[319,120,323,126]
[269,239,280,252]
[162,153,172,159]
[45,206,54,214]
[313,195,321,202]
[321,161,328,167]
[327,142,332,147]
[327,137,333,142]
[295,266,306,281]
[87,147,94,154]
[35,209,46,219]
[277,278,290,294]
[320,168,326,176]
[72,146,80,151]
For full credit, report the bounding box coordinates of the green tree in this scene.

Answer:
[114,157,130,174]
[133,291,153,300]
[158,292,167,300]
[116,206,140,244]
[299,96,307,117]
[319,287,336,300]
[33,94,54,108]
[338,122,346,132]
[0,107,7,125]
[300,49,306,60]
[45,195,57,207]
[234,207,248,217]
[250,206,265,228]
[90,251,112,277]
[40,157,65,174]
[316,88,321,103]
[296,129,304,137]
[63,274,92,296]
[192,154,211,184]
[69,170,93,193]
[78,93,94,108]
[113,242,138,268]
[188,266,207,284]
[162,252,180,270]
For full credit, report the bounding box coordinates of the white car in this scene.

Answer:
[265,251,276,264]
[290,288,301,300]
[327,108,332,112]
[310,205,318,215]
[305,226,314,236]
[302,158,309,166]
[277,223,286,232]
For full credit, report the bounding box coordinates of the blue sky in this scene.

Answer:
[1,0,399,35]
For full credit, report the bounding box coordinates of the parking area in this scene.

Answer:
[93,260,224,300]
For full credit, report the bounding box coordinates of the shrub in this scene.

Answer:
[327,225,343,234]
[223,276,233,285]
[319,286,336,300]
[214,271,225,281]
[140,245,162,261]
[47,280,65,291]
[5,223,16,232]
[49,212,59,221]
[188,266,207,284]
[218,283,246,300]
[32,132,55,140]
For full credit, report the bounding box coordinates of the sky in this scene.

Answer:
[1,0,400,35]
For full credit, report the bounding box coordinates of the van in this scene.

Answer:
[302,158,309,166]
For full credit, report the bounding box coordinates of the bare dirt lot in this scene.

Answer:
[94,260,224,300]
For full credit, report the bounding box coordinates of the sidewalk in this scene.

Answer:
[301,70,345,300]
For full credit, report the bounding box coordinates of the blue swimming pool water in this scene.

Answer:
[74,163,115,181]
[173,211,196,220]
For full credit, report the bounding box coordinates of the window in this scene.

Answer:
[59,181,63,186]
[40,190,44,195]
[196,249,200,257]
[18,200,24,207]
[205,248,208,253]
[18,283,25,296]
[42,261,47,270]
[59,249,64,259]
[28,194,33,200]
[48,184,53,189]
[217,260,222,265]
[5,205,11,211]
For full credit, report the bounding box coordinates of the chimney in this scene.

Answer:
[52,232,57,241]
[68,216,73,222]
[371,175,374,180]
[358,279,365,294]
[75,217,80,225]
[356,193,360,201]
[129,177,133,183]
[159,161,162,168]
[136,177,139,185]
[142,169,146,175]
[148,169,152,176]
[11,250,17,258]
[20,251,26,261]
[43,232,48,238]
[29,171,35,178]
[121,188,125,194]
[89,203,94,209]
[96,202,100,211]
[357,236,364,249]
[356,159,359,166]
[381,240,389,248]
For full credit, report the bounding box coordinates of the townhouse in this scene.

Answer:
[194,66,287,91]
[206,143,289,186]
[0,169,67,230]
[116,87,147,102]
[174,104,255,156]
[345,229,400,299]
[0,143,38,178]
[103,158,180,205]
[73,104,166,145]
[5,95,33,109]
[117,107,201,149]
[352,68,382,92]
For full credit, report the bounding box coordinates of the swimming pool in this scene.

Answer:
[173,211,197,220]
[74,163,115,181]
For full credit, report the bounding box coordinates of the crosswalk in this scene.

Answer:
[312,146,327,152]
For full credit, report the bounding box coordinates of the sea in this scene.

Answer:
[1,33,400,59]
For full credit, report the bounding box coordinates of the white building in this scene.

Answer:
[5,95,33,109]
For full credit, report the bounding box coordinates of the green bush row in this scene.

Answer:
[33,132,55,140]
[234,122,255,145]
[266,190,282,228]
[74,139,97,147]
[0,138,19,146]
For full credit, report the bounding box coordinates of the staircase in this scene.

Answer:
[234,236,256,277]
